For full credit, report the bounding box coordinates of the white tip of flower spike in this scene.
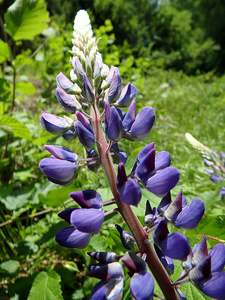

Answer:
[73,10,94,40]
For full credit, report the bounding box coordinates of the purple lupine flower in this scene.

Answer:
[56,72,81,94]
[115,82,137,107]
[39,145,78,186]
[87,252,118,264]
[41,112,72,135]
[83,74,95,104]
[122,252,155,300]
[62,128,77,142]
[71,56,85,83]
[55,226,91,249]
[69,189,102,208]
[163,189,205,230]
[55,85,80,114]
[107,71,122,103]
[87,148,100,172]
[144,200,160,225]
[115,224,136,250]
[122,101,155,141]
[70,208,104,234]
[105,102,123,142]
[87,262,124,281]
[154,244,174,275]
[219,187,225,196]
[75,111,95,151]
[117,163,142,206]
[110,143,127,165]
[189,256,225,299]
[90,277,124,300]
[134,147,180,197]
[153,219,191,260]
[105,66,120,87]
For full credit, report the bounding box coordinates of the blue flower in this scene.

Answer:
[41,112,72,135]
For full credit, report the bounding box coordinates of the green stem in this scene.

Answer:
[91,104,180,300]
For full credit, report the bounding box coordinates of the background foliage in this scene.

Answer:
[0,0,224,299]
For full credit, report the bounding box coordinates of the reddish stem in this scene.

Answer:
[90,104,180,300]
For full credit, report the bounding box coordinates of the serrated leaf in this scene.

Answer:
[0,260,20,274]
[0,40,10,63]
[5,0,49,41]
[27,269,63,300]
[0,115,31,140]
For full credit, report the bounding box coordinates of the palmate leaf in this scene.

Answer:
[0,115,31,140]
[28,268,63,300]
[5,0,49,41]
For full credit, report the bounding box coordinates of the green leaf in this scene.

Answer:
[0,115,31,140]
[179,282,211,300]
[0,40,10,63]
[38,185,72,208]
[188,214,225,242]
[0,260,20,274]
[28,268,63,300]
[16,81,36,95]
[5,0,49,41]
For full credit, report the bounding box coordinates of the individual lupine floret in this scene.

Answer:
[71,56,85,84]
[134,146,180,197]
[55,189,104,248]
[39,145,78,186]
[105,102,123,142]
[153,219,191,260]
[189,255,225,299]
[55,85,81,114]
[55,208,91,248]
[122,252,155,300]
[41,112,73,135]
[62,128,77,142]
[117,163,142,206]
[110,143,127,165]
[87,148,100,172]
[75,111,95,151]
[122,100,155,142]
[115,224,136,250]
[144,200,162,226]
[56,72,81,95]
[107,71,122,103]
[88,252,118,264]
[87,262,124,300]
[83,74,95,104]
[163,189,205,229]
[102,66,120,90]
[114,82,137,107]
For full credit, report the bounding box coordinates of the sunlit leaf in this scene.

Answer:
[0,260,20,274]
[5,0,49,41]
[27,268,63,300]
[0,40,10,63]
[0,115,31,140]
[16,81,36,95]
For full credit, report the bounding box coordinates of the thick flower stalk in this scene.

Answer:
[38,10,225,300]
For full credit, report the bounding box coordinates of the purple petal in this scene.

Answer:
[130,271,154,300]
[220,187,225,196]
[58,208,76,223]
[116,82,137,107]
[69,189,102,209]
[39,158,76,181]
[76,111,94,134]
[135,149,156,182]
[154,244,174,275]
[87,262,124,281]
[209,244,225,272]
[129,107,155,140]
[210,174,222,182]
[76,121,95,151]
[70,208,104,233]
[72,56,85,83]
[105,105,123,142]
[117,163,127,191]
[174,198,205,230]
[56,72,77,93]
[189,256,211,286]
[192,236,208,267]
[91,278,124,300]
[91,281,106,300]
[153,219,169,246]
[115,224,136,250]
[55,227,91,248]
[83,74,95,104]
[120,179,142,206]
[110,143,127,165]
[108,72,122,103]
[122,100,136,131]
[161,232,192,260]
[55,85,78,114]
[155,151,171,171]
[201,271,225,299]
[62,128,77,142]
[121,252,147,274]
[41,112,70,135]
[44,145,78,162]
[87,252,117,264]
[164,189,183,222]
[136,143,155,164]
[146,167,180,198]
